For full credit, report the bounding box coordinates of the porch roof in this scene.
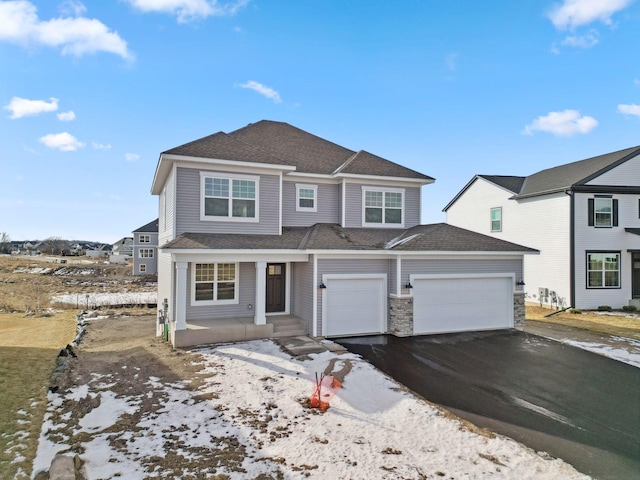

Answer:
[160,223,538,254]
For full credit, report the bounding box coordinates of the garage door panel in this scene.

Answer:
[324,277,385,337]
[414,277,512,335]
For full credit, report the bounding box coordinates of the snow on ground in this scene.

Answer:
[32,340,588,479]
[562,337,640,368]
[51,291,157,307]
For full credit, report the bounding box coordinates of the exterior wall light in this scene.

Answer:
[516,278,525,286]
[404,282,413,289]
[319,283,327,289]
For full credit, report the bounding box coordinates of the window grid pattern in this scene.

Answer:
[203,176,256,219]
[587,253,620,288]
[194,263,237,302]
[594,198,612,227]
[364,190,402,225]
[139,248,154,258]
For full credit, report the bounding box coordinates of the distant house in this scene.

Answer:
[132,219,159,275]
[444,146,640,310]
[151,120,536,348]
[112,237,133,256]
[86,244,110,258]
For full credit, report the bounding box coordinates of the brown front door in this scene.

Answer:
[633,253,640,299]
[266,263,286,312]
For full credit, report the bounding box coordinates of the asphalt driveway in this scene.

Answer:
[335,330,640,480]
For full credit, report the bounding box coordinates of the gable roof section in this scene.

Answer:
[443,175,523,212]
[153,121,433,193]
[478,175,526,194]
[133,218,159,233]
[161,223,537,253]
[516,145,640,198]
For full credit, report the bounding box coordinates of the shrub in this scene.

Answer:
[622,305,637,312]
[570,309,582,314]
[597,305,612,312]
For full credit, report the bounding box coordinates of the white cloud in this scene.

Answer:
[239,80,282,103]
[617,103,640,117]
[0,0,133,60]
[634,78,640,86]
[522,109,598,136]
[126,0,249,23]
[444,52,458,71]
[561,30,599,48]
[92,142,111,150]
[39,132,85,151]
[4,96,58,119]
[548,0,632,30]
[57,110,76,121]
[59,0,87,16]
[125,152,140,161]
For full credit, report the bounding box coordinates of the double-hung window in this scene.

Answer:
[193,263,238,304]
[588,196,618,228]
[201,173,259,222]
[490,207,502,232]
[139,248,154,258]
[139,234,151,243]
[296,184,317,212]
[363,187,404,226]
[586,252,620,288]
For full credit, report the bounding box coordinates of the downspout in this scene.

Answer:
[566,189,576,308]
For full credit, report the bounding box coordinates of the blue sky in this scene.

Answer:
[1,0,639,243]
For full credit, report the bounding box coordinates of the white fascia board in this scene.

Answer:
[337,173,433,185]
[169,251,308,263]
[162,153,296,172]
[312,250,534,259]
[285,172,340,183]
[151,156,171,195]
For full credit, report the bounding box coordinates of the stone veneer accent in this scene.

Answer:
[514,291,525,329]
[389,292,526,336]
[389,295,413,336]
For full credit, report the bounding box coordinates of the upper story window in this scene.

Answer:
[490,207,502,232]
[362,187,404,227]
[201,173,259,222]
[587,252,620,288]
[193,263,238,305]
[139,248,154,258]
[296,184,317,212]
[588,196,618,228]
[139,234,151,243]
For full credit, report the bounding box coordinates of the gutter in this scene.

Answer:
[566,189,576,308]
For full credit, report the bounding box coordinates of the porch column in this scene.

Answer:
[175,261,188,330]
[255,261,267,325]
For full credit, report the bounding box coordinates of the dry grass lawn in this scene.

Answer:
[0,311,77,479]
[526,305,640,340]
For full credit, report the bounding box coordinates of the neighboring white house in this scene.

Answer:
[444,146,640,310]
[151,120,536,347]
[132,219,159,275]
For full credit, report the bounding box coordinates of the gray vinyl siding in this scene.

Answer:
[161,168,175,238]
[175,167,280,236]
[133,232,158,275]
[343,183,421,228]
[157,251,173,321]
[282,181,340,227]
[186,262,256,320]
[316,258,392,335]
[291,261,314,334]
[401,258,523,287]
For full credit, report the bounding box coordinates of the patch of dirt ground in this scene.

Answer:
[43,315,229,477]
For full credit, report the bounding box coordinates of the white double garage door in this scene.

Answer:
[322,274,514,337]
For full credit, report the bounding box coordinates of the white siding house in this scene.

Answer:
[445,146,640,310]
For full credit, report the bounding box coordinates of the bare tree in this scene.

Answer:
[41,237,70,256]
[0,232,10,254]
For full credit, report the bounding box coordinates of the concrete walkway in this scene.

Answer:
[274,336,347,358]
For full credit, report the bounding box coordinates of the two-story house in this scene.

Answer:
[132,219,159,275]
[444,146,640,311]
[151,120,536,347]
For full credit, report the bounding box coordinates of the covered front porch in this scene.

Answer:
[170,314,306,348]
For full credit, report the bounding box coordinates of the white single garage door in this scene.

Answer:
[323,275,386,337]
[413,275,513,335]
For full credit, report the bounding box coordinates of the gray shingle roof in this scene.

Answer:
[478,175,526,194]
[133,218,159,233]
[162,120,433,181]
[517,146,640,198]
[161,223,537,253]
